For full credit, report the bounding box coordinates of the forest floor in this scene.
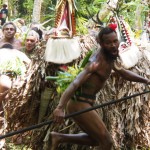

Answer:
[5,138,32,150]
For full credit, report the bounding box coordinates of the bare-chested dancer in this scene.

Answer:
[51,26,150,150]
[0,22,22,50]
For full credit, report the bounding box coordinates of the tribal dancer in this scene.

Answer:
[50,25,150,150]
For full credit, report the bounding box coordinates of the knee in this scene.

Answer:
[98,133,113,149]
[106,136,113,148]
[103,135,113,149]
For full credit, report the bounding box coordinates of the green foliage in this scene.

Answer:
[46,49,93,95]
[8,0,149,36]
[76,15,88,34]
[6,138,32,150]
[23,0,34,11]
[46,65,82,95]
[57,66,82,94]
[40,0,56,26]
[0,57,26,75]
[116,0,149,28]
[79,50,93,68]
[75,0,106,34]
[9,0,34,23]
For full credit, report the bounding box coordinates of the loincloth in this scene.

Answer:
[72,93,96,106]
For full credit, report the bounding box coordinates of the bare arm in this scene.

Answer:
[53,63,96,123]
[114,68,150,84]
[57,65,94,110]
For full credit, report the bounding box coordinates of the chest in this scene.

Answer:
[96,62,113,80]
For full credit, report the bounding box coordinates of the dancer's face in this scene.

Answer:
[25,36,37,52]
[3,24,16,39]
[100,32,120,59]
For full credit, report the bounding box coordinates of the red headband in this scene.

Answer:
[108,24,117,31]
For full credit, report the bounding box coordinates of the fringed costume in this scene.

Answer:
[44,0,81,64]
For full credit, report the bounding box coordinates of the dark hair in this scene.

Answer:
[31,27,43,40]
[98,27,116,43]
[3,4,7,8]
[0,43,13,49]
[2,22,17,32]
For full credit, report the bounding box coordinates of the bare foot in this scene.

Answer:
[12,135,23,145]
[50,132,62,150]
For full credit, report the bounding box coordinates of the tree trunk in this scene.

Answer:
[32,0,42,23]
[2,0,8,5]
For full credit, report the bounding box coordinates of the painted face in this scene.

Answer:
[100,32,120,59]
[25,36,37,52]
[3,24,16,39]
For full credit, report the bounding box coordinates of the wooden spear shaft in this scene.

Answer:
[0,90,150,140]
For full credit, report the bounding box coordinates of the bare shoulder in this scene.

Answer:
[85,61,99,73]
[0,39,4,44]
[0,39,5,48]
[89,49,100,62]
